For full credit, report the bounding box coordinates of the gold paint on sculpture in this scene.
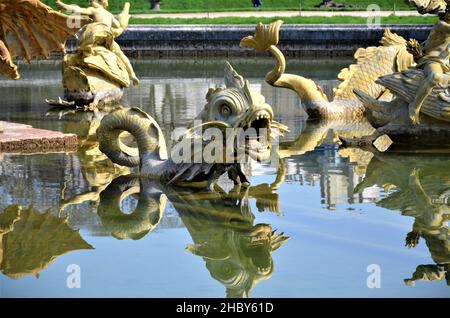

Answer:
[409,0,448,14]
[408,11,450,124]
[240,21,414,119]
[51,0,139,108]
[341,1,450,151]
[0,0,89,80]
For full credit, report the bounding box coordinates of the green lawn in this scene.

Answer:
[42,0,414,14]
[130,15,437,24]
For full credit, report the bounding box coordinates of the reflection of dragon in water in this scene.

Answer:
[97,175,166,240]
[97,167,288,297]
[279,119,375,157]
[96,63,288,189]
[172,185,288,298]
[0,0,89,80]
[355,153,450,286]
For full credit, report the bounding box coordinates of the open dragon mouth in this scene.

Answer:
[240,110,272,161]
[241,224,273,275]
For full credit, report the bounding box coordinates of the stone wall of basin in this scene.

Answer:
[67,24,432,57]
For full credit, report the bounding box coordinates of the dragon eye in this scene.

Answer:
[221,105,232,116]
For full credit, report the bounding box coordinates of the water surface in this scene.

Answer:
[0,59,448,297]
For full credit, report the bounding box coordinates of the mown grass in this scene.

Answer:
[129,15,437,24]
[42,0,414,14]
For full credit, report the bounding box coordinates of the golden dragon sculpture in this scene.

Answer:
[340,0,450,151]
[240,20,414,120]
[96,63,288,190]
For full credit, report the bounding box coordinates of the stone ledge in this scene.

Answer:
[63,24,433,57]
[0,122,78,154]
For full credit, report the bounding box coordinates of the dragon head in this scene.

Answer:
[205,223,289,298]
[193,62,288,162]
[178,185,289,298]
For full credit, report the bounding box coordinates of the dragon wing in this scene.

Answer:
[0,0,90,80]
[333,29,414,102]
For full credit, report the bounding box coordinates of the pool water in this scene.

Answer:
[0,58,448,297]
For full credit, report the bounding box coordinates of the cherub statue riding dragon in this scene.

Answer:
[241,0,450,151]
[348,0,450,150]
[50,0,139,108]
[0,0,138,109]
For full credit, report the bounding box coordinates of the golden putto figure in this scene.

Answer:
[51,0,139,108]
[339,0,450,151]
[407,0,450,124]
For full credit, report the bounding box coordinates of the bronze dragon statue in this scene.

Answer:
[96,63,288,189]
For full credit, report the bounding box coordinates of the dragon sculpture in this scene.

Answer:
[0,0,89,80]
[96,63,288,189]
[47,0,138,109]
[240,20,414,119]
[97,171,288,296]
[341,0,450,150]
[354,152,450,286]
